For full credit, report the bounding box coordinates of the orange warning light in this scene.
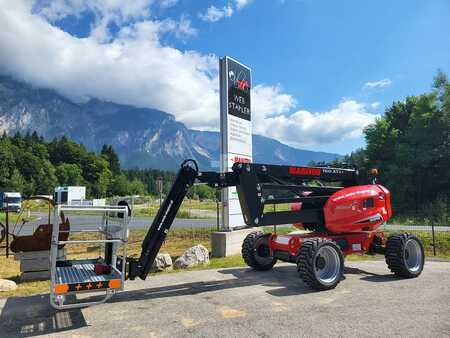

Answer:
[54,284,69,294]
[108,279,121,289]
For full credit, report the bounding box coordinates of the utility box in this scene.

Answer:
[0,192,22,212]
[54,186,86,205]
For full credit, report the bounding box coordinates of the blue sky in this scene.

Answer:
[1,0,449,154]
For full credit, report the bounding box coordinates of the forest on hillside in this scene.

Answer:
[0,132,217,200]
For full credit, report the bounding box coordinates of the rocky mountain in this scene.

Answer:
[0,76,340,170]
[189,130,341,168]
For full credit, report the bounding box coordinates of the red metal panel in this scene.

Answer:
[323,185,391,234]
[269,231,385,257]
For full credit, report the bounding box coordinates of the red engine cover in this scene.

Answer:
[324,184,392,234]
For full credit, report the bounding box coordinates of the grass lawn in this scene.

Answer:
[133,198,217,218]
[1,227,449,299]
[384,230,450,257]
[0,212,38,225]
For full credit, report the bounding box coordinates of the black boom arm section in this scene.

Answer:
[126,160,363,280]
[232,162,360,229]
[126,160,236,280]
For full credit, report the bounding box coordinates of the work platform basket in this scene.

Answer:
[49,204,130,309]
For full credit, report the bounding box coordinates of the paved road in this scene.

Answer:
[1,260,449,337]
[12,212,450,236]
[12,213,218,235]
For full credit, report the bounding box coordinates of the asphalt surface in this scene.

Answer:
[1,260,449,337]
[12,213,218,236]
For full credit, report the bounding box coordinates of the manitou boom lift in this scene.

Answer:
[50,160,424,309]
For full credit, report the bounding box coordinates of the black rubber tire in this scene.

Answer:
[242,231,277,271]
[297,239,344,291]
[385,233,425,278]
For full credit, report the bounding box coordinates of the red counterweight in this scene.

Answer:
[324,184,392,233]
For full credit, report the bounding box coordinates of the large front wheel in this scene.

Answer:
[385,234,424,278]
[297,239,344,291]
[242,232,277,271]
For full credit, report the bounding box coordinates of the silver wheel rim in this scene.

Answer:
[404,239,422,272]
[314,245,341,285]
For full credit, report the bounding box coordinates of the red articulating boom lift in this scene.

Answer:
[125,159,425,291]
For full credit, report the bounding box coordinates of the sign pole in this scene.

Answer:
[219,56,253,231]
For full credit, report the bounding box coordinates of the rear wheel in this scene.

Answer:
[297,239,344,291]
[385,233,424,278]
[242,232,277,271]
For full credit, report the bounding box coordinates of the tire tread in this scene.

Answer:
[241,231,276,271]
[296,238,343,291]
[385,233,424,278]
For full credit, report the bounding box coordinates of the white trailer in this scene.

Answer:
[53,186,86,205]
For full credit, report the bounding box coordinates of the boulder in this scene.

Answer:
[174,244,209,269]
[0,279,17,292]
[151,253,173,272]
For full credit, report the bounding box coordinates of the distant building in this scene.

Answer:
[54,186,86,205]
[53,186,106,206]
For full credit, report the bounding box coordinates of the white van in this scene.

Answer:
[0,192,22,212]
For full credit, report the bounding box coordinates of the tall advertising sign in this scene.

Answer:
[219,56,252,230]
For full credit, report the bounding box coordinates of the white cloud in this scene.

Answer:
[36,0,153,23]
[199,5,233,23]
[199,0,253,23]
[0,1,373,149]
[158,15,198,40]
[158,0,178,8]
[363,78,392,89]
[35,0,155,42]
[0,1,215,129]
[235,0,252,10]
[370,101,381,109]
[255,100,377,148]
[252,84,296,118]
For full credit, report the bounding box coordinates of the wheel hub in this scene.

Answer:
[314,246,341,285]
[316,255,326,269]
[404,239,422,272]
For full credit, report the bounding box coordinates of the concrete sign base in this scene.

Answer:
[211,228,259,257]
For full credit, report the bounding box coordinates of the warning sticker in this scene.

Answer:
[352,243,362,251]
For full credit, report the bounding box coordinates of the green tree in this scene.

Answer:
[55,163,84,186]
[0,137,15,188]
[82,154,112,198]
[109,174,130,196]
[364,72,450,213]
[128,179,146,196]
[188,185,216,200]
[6,169,26,192]
[101,144,121,176]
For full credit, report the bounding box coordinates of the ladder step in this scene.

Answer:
[54,260,122,295]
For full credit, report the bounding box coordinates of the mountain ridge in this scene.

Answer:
[0,76,341,171]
